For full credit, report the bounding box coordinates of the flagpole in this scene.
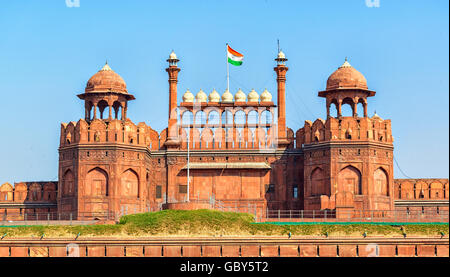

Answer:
[226,43,229,91]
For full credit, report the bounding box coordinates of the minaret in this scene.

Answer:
[165,51,181,147]
[274,50,289,146]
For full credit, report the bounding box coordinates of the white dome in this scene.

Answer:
[260,88,272,102]
[235,88,246,102]
[169,51,177,60]
[248,89,259,102]
[277,50,286,59]
[196,89,207,102]
[182,89,194,102]
[222,89,233,102]
[209,89,220,102]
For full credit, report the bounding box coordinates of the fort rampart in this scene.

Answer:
[0,237,447,257]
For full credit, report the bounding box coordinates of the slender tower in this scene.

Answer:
[274,50,289,146]
[165,51,181,148]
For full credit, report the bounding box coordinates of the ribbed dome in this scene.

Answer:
[326,59,368,91]
[235,88,246,102]
[260,88,272,102]
[222,89,233,102]
[196,89,208,102]
[182,89,194,102]
[208,89,220,102]
[248,89,259,102]
[85,62,128,94]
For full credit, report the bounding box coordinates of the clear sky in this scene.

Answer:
[0,0,448,184]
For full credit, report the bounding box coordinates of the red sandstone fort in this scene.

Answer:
[0,51,448,221]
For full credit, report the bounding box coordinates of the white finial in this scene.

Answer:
[100,61,112,71]
[340,57,352,68]
[169,50,177,60]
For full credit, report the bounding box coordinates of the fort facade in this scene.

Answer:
[0,51,448,220]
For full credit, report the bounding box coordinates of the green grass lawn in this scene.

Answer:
[0,209,448,238]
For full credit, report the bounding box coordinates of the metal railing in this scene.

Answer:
[260,209,449,223]
[0,211,118,226]
[1,205,447,225]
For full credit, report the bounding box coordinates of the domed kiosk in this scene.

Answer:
[319,58,375,118]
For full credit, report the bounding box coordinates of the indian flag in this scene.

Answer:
[227,45,243,66]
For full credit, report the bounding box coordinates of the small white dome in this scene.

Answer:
[182,89,194,102]
[372,111,383,121]
[169,51,177,60]
[196,89,207,102]
[235,88,246,102]
[248,89,259,102]
[222,89,233,102]
[208,89,220,102]
[260,88,272,102]
[277,50,286,59]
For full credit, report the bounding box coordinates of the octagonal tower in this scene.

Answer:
[301,59,394,218]
[58,62,161,220]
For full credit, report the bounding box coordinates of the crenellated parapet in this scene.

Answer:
[296,114,393,146]
[60,118,162,150]
[394,178,449,200]
[0,182,58,203]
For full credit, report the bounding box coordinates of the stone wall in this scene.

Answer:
[394,179,448,200]
[0,237,447,257]
[0,182,57,219]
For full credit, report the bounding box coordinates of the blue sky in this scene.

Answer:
[0,0,448,183]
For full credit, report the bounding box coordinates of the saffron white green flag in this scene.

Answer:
[227,45,243,66]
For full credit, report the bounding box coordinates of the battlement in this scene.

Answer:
[394,178,448,200]
[295,115,393,147]
[60,118,163,151]
[0,181,57,203]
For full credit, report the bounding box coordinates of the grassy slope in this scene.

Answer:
[0,210,448,238]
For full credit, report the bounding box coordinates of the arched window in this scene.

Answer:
[121,169,139,198]
[260,110,272,126]
[222,110,233,125]
[86,101,94,120]
[400,181,414,199]
[85,168,108,196]
[341,98,354,117]
[181,111,193,126]
[207,110,220,125]
[338,166,362,195]
[43,182,57,201]
[234,110,246,125]
[310,167,326,196]
[430,182,444,199]
[0,183,13,201]
[194,111,206,126]
[13,183,26,201]
[330,99,339,117]
[30,183,42,201]
[374,168,389,196]
[97,100,109,119]
[62,170,75,195]
[247,110,258,126]
[357,102,364,117]
[415,182,429,199]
